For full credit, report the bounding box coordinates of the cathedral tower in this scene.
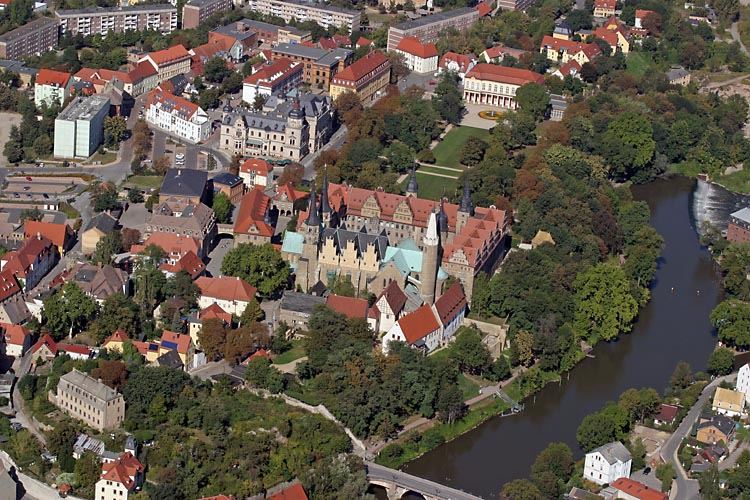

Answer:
[421,211,440,305]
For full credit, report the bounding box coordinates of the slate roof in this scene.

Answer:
[731,207,750,224]
[589,441,632,464]
[84,212,118,234]
[280,291,325,315]
[155,349,184,369]
[160,168,207,198]
[434,282,466,325]
[321,224,388,259]
[61,369,122,403]
[698,414,736,436]
[211,172,243,187]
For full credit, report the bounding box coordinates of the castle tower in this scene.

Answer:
[421,211,440,305]
[287,98,309,160]
[320,166,332,225]
[406,167,419,197]
[456,176,474,235]
[438,198,449,242]
[302,186,321,250]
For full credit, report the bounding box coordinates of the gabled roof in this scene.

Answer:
[636,9,656,19]
[325,294,369,319]
[233,187,273,237]
[211,172,242,187]
[24,221,73,249]
[240,158,271,176]
[0,271,20,302]
[655,403,679,423]
[160,330,192,354]
[267,480,308,500]
[439,52,475,73]
[332,50,389,84]
[160,168,207,198]
[713,387,745,407]
[397,304,440,344]
[196,276,257,302]
[100,452,143,491]
[156,349,184,369]
[31,333,57,355]
[378,280,407,315]
[2,235,54,278]
[199,303,232,324]
[36,68,71,87]
[84,212,117,234]
[476,1,492,17]
[356,37,372,47]
[434,282,466,325]
[396,36,438,59]
[0,323,29,346]
[104,329,129,344]
[588,441,631,464]
[145,44,191,67]
[146,90,203,122]
[594,0,615,9]
[557,59,581,77]
[698,414,735,436]
[159,250,205,279]
[466,63,544,86]
[132,233,201,259]
[610,478,667,500]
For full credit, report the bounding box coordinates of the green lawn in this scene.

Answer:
[414,172,458,200]
[458,374,480,399]
[432,126,490,168]
[625,52,654,77]
[273,342,306,365]
[88,151,117,165]
[717,168,750,194]
[126,175,163,189]
[418,165,460,176]
[58,202,80,220]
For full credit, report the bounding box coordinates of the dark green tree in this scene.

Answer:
[221,243,289,298]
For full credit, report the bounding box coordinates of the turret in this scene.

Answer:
[320,166,332,224]
[406,167,418,197]
[421,211,440,305]
[303,186,321,246]
[438,198,449,241]
[457,176,474,234]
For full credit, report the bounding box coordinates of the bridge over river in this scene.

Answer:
[365,461,482,500]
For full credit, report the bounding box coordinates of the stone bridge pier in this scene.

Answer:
[369,478,437,500]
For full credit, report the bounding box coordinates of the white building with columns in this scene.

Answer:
[462,63,545,109]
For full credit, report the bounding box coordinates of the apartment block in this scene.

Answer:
[270,42,352,88]
[182,0,232,29]
[53,369,125,431]
[215,18,311,45]
[243,0,360,33]
[329,50,391,104]
[54,95,110,159]
[56,4,178,36]
[386,7,480,52]
[496,0,535,10]
[0,17,58,60]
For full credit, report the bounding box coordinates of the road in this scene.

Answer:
[730,21,749,55]
[301,124,347,180]
[10,352,46,447]
[0,450,84,500]
[365,461,482,500]
[660,375,733,500]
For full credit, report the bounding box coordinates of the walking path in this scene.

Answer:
[731,21,750,56]
[0,450,84,500]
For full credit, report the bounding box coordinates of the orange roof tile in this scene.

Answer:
[332,50,390,85]
[1,322,29,346]
[439,52,475,73]
[146,44,191,67]
[476,1,492,17]
[0,270,20,302]
[160,330,192,354]
[24,221,73,250]
[434,282,466,325]
[397,305,440,344]
[611,478,668,500]
[233,187,274,237]
[356,36,372,47]
[104,329,129,344]
[145,88,200,121]
[541,36,602,59]
[159,250,205,279]
[36,68,71,87]
[594,0,615,8]
[396,36,438,59]
[465,63,544,86]
[132,233,201,259]
[199,303,232,324]
[196,276,257,302]
[268,482,308,500]
[240,158,271,176]
[325,294,369,319]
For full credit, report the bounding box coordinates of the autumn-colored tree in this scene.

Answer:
[198,318,226,359]
[121,228,141,250]
[228,154,241,176]
[224,323,269,363]
[153,156,171,176]
[92,360,128,391]
[334,91,363,126]
[276,163,304,186]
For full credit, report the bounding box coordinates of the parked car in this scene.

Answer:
[10,422,23,431]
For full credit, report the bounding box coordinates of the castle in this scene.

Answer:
[280,171,509,305]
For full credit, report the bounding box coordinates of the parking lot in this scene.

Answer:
[2,175,88,201]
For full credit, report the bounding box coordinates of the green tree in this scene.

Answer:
[600,111,656,181]
[669,361,693,392]
[531,442,574,485]
[432,70,464,124]
[239,297,263,325]
[708,347,735,375]
[699,464,721,499]
[3,125,23,163]
[385,141,415,173]
[91,293,139,344]
[92,230,123,265]
[629,438,647,470]
[203,56,230,83]
[501,479,544,500]
[43,282,98,339]
[656,462,676,492]
[515,83,550,121]
[221,243,289,298]
[212,192,232,224]
[573,263,638,342]
[133,261,166,311]
[514,330,535,366]
[104,115,127,148]
[198,88,222,110]
[32,134,52,157]
[711,299,750,348]
[74,451,101,493]
[460,136,488,166]
[435,384,465,424]
[163,270,200,306]
[449,327,491,375]
[576,403,630,452]
[245,357,285,393]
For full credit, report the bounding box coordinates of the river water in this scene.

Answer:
[401,176,724,498]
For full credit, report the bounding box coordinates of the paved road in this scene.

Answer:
[365,461,482,500]
[660,375,733,500]
[0,450,84,500]
[10,353,46,447]
[301,124,347,180]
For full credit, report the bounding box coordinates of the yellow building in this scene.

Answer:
[329,50,391,105]
[540,36,602,65]
[712,387,745,417]
[593,0,615,18]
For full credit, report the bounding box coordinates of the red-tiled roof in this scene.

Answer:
[356,36,372,47]
[159,250,205,279]
[593,27,620,47]
[332,50,389,84]
[541,36,602,59]
[240,158,271,176]
[476,1,492,17]
[36,68,71,87]
[378,281,407,314]
[439,52,475,73]
[100,452,143,491]
[31,333,57,355]
[233,187,274,237]
[318,37,338,50]
[243,58,301,88]
[0,270,20,302]
[273,183,307,203]
[248,348,270,361]
[57,343,92,356]
[325,294,369,319]
[398,305,440,344]
[267,482,308,500]
[483,45,527,59]
[24,221,73,250]
[145,88,200,121]
[132,233,201,260]
[160,330,191,354]
[196,276,257,302]
[127,60,157,81]
[146,44,190,67]
[3,236,54,278]
[655,403,679,423]
[396,36,438,59]
[199,303,232,324]
[557,59,581,76]
[1,323,29,346]
[610,478,668,500]
[104,329,129,344]
[434,282,466,325]
[594,0,615,9]
[636,9,656,19]
[465,63,544,86]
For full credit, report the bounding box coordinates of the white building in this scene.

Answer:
[462,63,545,109]
[34,68,72,108]
[241,58,302,106]
[145,88,209,144]
[736,363,750,403]
[437,52,477,82]
[195,276,256,316]
[394,36,438,74]
[95,452,144,500]
[239,157,271,188]
[375,281,407,334]
[583,441,632,486]
[53,95,110,159]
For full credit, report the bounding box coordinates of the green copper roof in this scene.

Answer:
[281,231,304,255]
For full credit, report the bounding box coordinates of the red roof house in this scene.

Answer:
[267,480,309,500]
[24,221,74,254]
[325,294,369,319]
[196,276,258,316]
[610,478,668,500]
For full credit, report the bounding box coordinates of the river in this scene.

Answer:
[401,176,723,498]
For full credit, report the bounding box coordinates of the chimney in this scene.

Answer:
[36,232,41,240]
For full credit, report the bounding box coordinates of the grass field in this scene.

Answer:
[717,169,750,194]
[126,175,163,189]
[273,342,306,365]
[458,374,480,399]
[625,52,654,77]
[432,126,490,168]
[415,172,458,200]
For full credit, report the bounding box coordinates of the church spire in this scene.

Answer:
[423,210,439,247]
[304,186,321,226]
[320,165,331,215]
[459,176,474,216]
[406,167,418,196]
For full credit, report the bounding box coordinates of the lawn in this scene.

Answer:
[718,168,750,194]
[431,126,490,168]
[88,150,117,165]
[58,202,80,220]
[273,341,306,365]
[458,373,480,399]
[625,52,654,77]
[126,175,163,189]
[414,172,458,200]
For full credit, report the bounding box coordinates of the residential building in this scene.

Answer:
[653,403,680,426]
[239,158,271,188]
[583,441,632,486]
[206,24,258,62]
[145,202,216,257]
[74,63,159,97]
[82,212,118,254]
[609,478,668,500]
[214,18,310,46]
[462,64,544,109]
[102,329,130,353]
[23,220,75,255]
[53,95,111,159]
[31,334,93,363]
[593,0,616,18]
[188,303,232,346]
[666,66,691,86]
[182,0,232,29]
[158,249,205,279]
[131,231,203,260]
[0,235,57,291]
[278,290,325,329]
[0,60,37,88]
[696,414,735,445]
[0,17,58,60]
[325,293,376,329]
[266,480,308,500]
[54,369,125,431]
[220,94,334,160]
[95,452,144,500]
[58,263,129,303]
[0,323,31,357]
[373,280,407,334]
[159,330,194,369]
[496,0,535,10]
[480,45,528,64]
[0,272,28,325]
[211,172,244,204]
[438,52,477,82]
[159,168,209,212]
[328,50,391,104]
[242,58,303,105]
[540,36,601,64]
[553,60,581,80]
[737,363,750,401]
[196,275,257,315]
[35,68,73,108]
[635,9,657,29]
[145,89,209,143]
[233,187,274,245]
[712,387,745,417]
[394,36,438,74]
[270,43,352,88]
[241,0,360,33]
[56,4,177,36]
[139,45,192,84]
[387,7,480,52]
[593,22,630,54]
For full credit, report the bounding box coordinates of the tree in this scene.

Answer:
[252,93,267,111]
[91,360,128,390]
[699,464,721,499]
[46,419,77,472]
[669,361,693,392]
[385,141,415,173]
[573,263,638,342]
[225,323,269,362]
[221,243,290,298]
[91,183,120,212]
[565,9,592,31]
[708,347,735,375]
[711,0,740,22]
[92,230,123,265]
[91,293,139,344]
[531,442,574,485]
[245,356,284,393]
[204,56,230,83]
[32,134,52,157]
[152,155,171,176]
[656,462,676,492]
[75,451,101,493]
[128,189,144,203]
[199,88,222,110]
[104,116,127,148]
[133,261,166,311]
[3,125,22,164]
[432,70,464,124]
[239,298,263,325]
[600,111,656,181]
[514,330,535,366]
[212,192,232,223]
[629,438,647,470]
[122,366,189,419]
[449,327,491,375]
[19,208,42,222]
[460,137,488,166]
[164,270,200,306]
[334,91,363,126]
[501,479,544,500]
[516,83,550,121]
[618,387,660,423]
[43,282,98,339]
[435,384,465,424]
[576,404,630,452]
[198,318,226,359]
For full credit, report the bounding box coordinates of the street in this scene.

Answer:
[11,352,46,447]
[0,450,84,500]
